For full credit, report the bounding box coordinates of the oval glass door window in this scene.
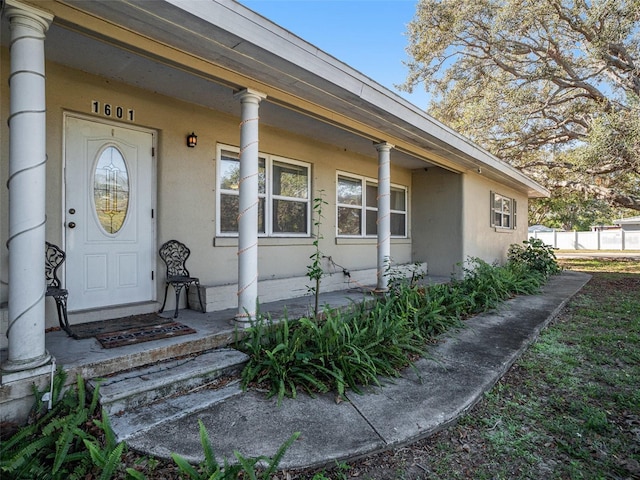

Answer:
[93,146,129,234]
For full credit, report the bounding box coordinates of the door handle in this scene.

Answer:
[68,222,76,229]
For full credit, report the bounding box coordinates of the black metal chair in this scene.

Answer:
[158,240,205,318]
[45,242,75,337]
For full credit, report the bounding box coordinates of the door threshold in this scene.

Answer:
[68,302,160,325]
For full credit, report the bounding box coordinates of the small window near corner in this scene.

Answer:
[490,192,516,229]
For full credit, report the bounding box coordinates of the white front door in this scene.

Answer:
[64,115,155,311]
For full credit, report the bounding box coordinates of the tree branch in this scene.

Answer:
[554,181,640,211]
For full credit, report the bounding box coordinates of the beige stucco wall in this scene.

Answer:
[461,173,529,268]
[410,167,529,277]
[411,167,464,277]
[0,56,414,323]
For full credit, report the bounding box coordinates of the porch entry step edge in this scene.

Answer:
[92,348,248,417]
[110,381,244,443]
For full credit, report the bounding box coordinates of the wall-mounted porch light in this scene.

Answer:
[187,132,198,148]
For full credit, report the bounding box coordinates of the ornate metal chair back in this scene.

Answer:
[45,241,65,289]
[159,240,191,278]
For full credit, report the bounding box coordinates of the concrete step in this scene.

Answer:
[92,348,249,417]
[109,380,245,442]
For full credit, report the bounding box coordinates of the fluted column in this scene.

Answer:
[2,0,54,374]
[375,142,394,292]
[234,89,267,324]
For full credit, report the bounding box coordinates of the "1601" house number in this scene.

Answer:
[91,101,135,122]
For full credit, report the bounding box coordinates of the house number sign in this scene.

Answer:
[91,101,135,122]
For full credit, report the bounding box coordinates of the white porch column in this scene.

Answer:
[375,142,394,292]
[2,1,54,374]
[234,89,267,324]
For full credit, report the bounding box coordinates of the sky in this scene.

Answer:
[240,0,431,109]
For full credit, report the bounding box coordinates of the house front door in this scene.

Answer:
[64,114,155,311]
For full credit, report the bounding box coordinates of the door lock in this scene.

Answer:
[68,222,76,229]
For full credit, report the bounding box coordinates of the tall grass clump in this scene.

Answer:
[453,256,545,314]
[239,242,561,401]
[385,272,464,339]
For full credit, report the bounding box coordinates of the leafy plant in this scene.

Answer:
[508,238,562,278]
[171,420,300,479]
[310,461,351,480]
[240,302,425,403]
[0,371,127,480]
[307,191,328,317]
[386,261,426,293]
[240,244,557,401]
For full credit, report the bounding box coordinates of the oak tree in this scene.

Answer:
[403,0,640,214]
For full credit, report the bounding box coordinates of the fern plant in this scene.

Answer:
[0,371,127,480]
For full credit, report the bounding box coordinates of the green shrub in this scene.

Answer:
[508,238,562,278]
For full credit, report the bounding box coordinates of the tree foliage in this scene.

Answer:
[529,193,630,230]
[403,0,640,215]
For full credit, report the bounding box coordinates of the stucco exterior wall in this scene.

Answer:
[461,173,529,267]
[0,57,413,321]
[411,167,463,277]
[410,168,529,277]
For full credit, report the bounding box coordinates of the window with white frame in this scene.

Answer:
[217,146,310,236]
[491,191,517,229]
[337,173,407,237]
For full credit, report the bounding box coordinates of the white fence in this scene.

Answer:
[530,230,640,251]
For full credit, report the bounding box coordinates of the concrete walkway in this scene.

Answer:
[119,271,590,470]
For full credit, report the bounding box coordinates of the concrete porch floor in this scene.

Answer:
[41,277,447,381]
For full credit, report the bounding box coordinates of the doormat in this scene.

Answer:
[72,313,173,339]
[95,322,196,349]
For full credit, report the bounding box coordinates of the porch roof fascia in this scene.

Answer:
[168,0,549,198]
[46,0,549,198]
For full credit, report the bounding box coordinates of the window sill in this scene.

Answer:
[214,237,315,247]
[335,237,411,245]
[493,227,515,234]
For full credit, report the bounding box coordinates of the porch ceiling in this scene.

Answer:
[39,24,426,169]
